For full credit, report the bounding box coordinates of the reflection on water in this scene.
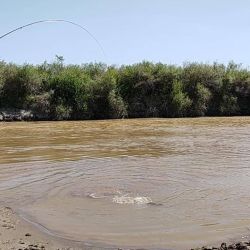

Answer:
[0,117,250,249]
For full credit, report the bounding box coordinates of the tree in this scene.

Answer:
[170,80,192,117]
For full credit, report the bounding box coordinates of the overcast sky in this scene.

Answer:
[0,0,249,65]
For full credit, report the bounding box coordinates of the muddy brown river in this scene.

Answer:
[0,117,250,249]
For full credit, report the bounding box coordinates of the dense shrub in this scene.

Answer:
[0,58,249,120]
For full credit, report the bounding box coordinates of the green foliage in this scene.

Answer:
[0,64,44,108]
[117,62,182,117]
[0,58,249,120]
[54,104,72,120]
[170,80,192,117]
[26,92,52,120]
[108,90,127,118]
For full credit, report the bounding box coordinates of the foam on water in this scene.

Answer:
[87,193,105,199]
[86,191,153,205]
[112,195,152,205]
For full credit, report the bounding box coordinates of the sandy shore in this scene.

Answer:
[0,206,91,250]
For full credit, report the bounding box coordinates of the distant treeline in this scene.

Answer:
[0,57,249,120]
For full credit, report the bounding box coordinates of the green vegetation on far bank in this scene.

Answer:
[0,57,249,120]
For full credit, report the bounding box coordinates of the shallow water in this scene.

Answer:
[0,117,250,249]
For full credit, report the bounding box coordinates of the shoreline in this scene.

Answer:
[0,206,89,250]
[0,109,248,122]
[1,206,250,250]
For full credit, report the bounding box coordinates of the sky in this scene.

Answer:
[0,0,250,66]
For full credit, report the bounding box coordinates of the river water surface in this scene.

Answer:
[0,117,250,249]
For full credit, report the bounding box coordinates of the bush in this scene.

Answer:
[0,58,249,119]
[170,80,192,117]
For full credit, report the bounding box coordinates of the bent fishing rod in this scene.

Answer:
[0,19,106,58]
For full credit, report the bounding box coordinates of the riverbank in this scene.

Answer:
[0,110,34,121]
[0,109,249,122]
[0,206,85,250]
[1,206,250,250]
[193,242,250,250]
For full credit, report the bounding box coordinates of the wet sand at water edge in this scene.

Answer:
[0,206,88,250]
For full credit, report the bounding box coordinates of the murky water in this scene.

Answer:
[0,117,250,249]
